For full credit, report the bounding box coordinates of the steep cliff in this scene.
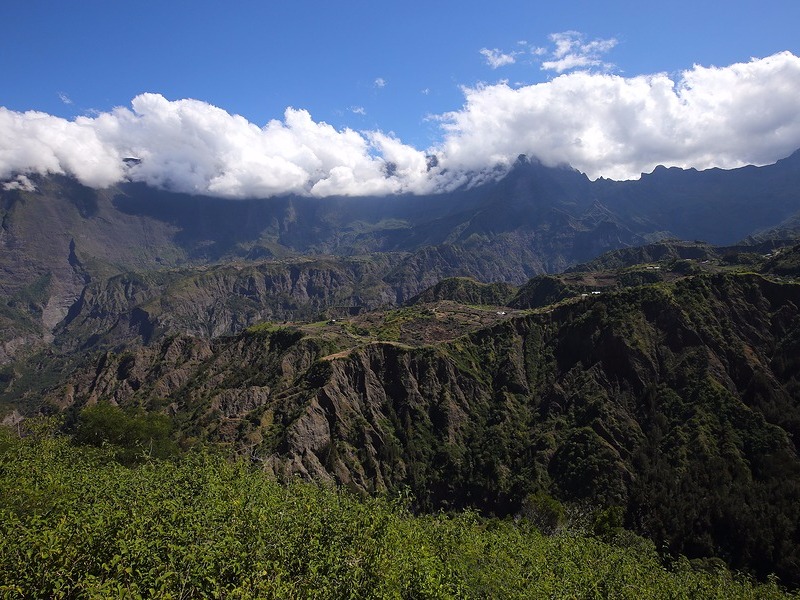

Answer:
[55,256,406,350]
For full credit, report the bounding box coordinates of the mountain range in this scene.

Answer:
[2,150,800,359]
[2,152,800,585]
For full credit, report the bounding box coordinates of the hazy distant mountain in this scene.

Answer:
[1,152,799,364]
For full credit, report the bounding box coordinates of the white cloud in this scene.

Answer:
[435,51,800,180]
[374,78,386,88]
[2,174,36,192]
[1,52,799,198]
[480,48,516,69]
[351,106,366,115]
[0,94,431,197]
[0,107,125,188]
[539,31,617,73]
[58,92,73,105]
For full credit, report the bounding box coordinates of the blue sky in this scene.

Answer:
[2,1,800,197]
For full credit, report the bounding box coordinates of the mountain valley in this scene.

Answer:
[2,157,800,587]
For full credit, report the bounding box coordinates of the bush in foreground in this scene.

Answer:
[0,428,795,599]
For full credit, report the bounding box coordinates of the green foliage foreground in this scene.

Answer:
[0,430,795,599]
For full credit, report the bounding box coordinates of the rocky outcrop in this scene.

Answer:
[55,257,407,349]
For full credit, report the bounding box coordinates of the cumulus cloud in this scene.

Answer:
[0,94,431,197]
[0,107,126,188]
[0,52,799,198]
[480,48,516,69]
[435,51,800,181]
[374,77,386,88]
[539,31,617,73]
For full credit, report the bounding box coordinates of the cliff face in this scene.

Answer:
[0,177,185,362]
[0,178,632,361]
[271,273,800,584]
[55,257,406,350]
[44,272,800,583]
[275,274,800,493]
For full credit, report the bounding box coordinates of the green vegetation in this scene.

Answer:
[244,321,289,335]
[763,244,800,276]
[72,402,179,465]
[0,273,54,342]
[5,241,800,591]
[1,428,796,599]
[409,277,516,306]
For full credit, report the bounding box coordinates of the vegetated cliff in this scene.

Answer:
[0,176,185,362]
[54,255,408,349]
[567,240,721,272]
[569,239,797,273]
[47,271,800,585]
[407,277,516,306]
[0,169,635,362]
[763,243,800,277]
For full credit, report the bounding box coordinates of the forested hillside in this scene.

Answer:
[2,153,800,365]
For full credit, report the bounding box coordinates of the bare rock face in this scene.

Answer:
[47,336,215,410]
[1,409,23,428]
[211,386,272,419]
[0,335,40,364]
[0,177,187,362]
[54,256,408,350]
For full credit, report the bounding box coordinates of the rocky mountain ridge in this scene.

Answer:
[2,152,800,366]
